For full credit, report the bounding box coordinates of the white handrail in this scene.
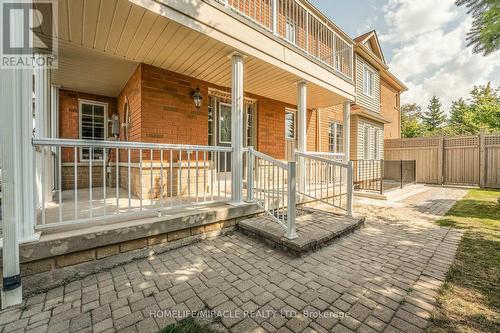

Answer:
[296,151,348,168]
[33,138,232,152]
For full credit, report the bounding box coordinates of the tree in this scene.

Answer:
[401,103,424,138]
[456,0,500,56]
[422,96,447,133]
[448,98,478,134]
[469,83,500,130]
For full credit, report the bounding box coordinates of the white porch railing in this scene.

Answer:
[295,151,353,216]
[32,138,232,228]
[246,147,298,239]
[304,151,345,162]
[216,0,353,79]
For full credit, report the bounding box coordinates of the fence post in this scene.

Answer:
[400,159,403,189]
[346,161,354,217]
[438,135,444,185]
[479,129,486,188]
[247,147,254,201]
[286,161,298,239]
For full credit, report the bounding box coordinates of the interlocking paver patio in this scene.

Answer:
[0,186,467,332]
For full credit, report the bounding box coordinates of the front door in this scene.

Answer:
[217,102,232,173]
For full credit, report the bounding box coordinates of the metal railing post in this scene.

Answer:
[286,161,298,239]
[380,159,384,194]
[346,161,354,217]
[272,0,278,35]
[247,147,254,201]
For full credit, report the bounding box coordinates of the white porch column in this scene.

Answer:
[0,21,33,309]
[343,100,351,163]
[230,52,244,204]
[34,58,52,211]
[297,81,307,194]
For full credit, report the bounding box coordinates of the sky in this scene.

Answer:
[310,0,500,113]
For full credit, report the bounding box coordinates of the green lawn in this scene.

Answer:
[427,189,500,333]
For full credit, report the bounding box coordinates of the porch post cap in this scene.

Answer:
[227,51,248,59]
[295,80,308,85]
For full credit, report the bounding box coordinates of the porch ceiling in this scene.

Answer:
[50,0,346,108]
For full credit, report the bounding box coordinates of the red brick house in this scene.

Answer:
[0,0,405,306]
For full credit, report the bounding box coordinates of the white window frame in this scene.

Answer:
[79,99,108,161]
[285,108,296,140]
[328,122,344,153]
[363,64,375,97]
[363,125,371,160]
[218,102,232,144]
[373,128,380,160]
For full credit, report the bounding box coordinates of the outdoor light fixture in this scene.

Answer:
[192,87,203,110]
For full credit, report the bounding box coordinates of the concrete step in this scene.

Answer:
[238,207,365,256]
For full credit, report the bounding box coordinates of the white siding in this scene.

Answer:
[357,119,384,160]
[355,55,381,113]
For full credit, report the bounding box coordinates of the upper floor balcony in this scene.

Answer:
[215,0,354,80]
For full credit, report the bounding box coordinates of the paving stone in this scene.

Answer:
[0,187,466,333]
[114,312,143,331]
[230,318,258,333]
[93,318,113,333]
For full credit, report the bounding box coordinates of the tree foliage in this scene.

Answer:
[456,0,500,56]
[422,96,447,132]
[403,83,500,138]
[401,103,424,138]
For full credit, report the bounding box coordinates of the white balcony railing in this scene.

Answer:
[217,0,353,79]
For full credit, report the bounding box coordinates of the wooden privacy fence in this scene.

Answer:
[384,132,500,188]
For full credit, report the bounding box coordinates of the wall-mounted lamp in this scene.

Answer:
[191,87,203,110]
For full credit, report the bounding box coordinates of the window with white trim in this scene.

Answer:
[285,110,296,140]
[363,126,370,160]
[363,65,375,97]
[80,100,107,160]
[328,122,343,153]
[373,129,380,159]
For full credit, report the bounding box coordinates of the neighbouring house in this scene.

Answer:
[349,30,407,162]
[0,0,405,306]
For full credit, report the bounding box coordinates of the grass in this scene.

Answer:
[159,317,222,333]
[427,189,500,333]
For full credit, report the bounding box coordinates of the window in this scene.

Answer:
[285,19,296,44]
[285,110,296,140]
[245,103,255,147]
[373,129,380,159]
[80,100,107,160]
[363,65,375,97]
[363,126,370,160]
[219,103,232,144]
[328,122,344,153]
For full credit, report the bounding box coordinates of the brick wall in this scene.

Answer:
[59,63,326,192]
